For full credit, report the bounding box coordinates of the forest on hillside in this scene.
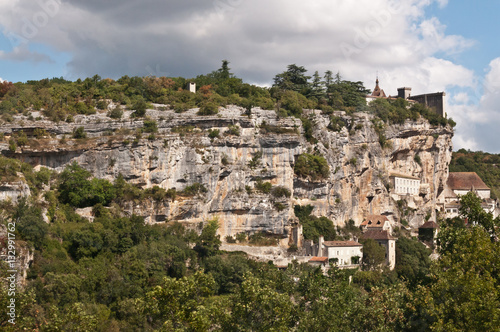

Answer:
[0,154,499,330]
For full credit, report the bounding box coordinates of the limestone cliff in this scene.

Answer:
[0,105,453,240]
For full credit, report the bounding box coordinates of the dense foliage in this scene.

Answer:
[294,153,330,181]
[450,149,500,199]
[0,156,499,331]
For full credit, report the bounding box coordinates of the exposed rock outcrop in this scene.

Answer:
[0,106,453,240]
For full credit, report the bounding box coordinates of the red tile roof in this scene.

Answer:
[447,172,489,191]
[419,221,439,229]
[361,230,396,241]
[323,240,362,247]
[361,215,389,228]
[309,256,329,263]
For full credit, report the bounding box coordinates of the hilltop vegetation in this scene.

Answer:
[450,149,500,199]
[0,61,454,131]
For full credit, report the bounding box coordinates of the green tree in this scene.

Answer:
[229,273,296,331]
[361,239,386,270]
[72,126,86,139]
[273,64,311,94]
[195,219,221,258]
[131,98,147,117]
[395,237,431,287]
[142,271,217,331]
[14,198,48,249]
[458,191,499,238]
[294,153,330,181]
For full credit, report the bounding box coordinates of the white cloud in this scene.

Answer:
[435,0,449,9]
[3,0,498,152]
[0,45,54,63]
[0,0,475,82]
[447,58,500,153]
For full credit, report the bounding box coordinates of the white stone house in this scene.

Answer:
[390,172,421,196]
[316,236,363,268]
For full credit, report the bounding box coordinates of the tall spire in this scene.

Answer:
[371,75,386,98]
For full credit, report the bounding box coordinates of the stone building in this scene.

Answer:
[360,230,397,270]
[366,78,446,117]
[437,172,499,218]
[360,214,392,233]
[390,172,421,196]
[306,236,363,269]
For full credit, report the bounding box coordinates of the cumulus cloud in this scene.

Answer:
[0,0,474,83]
[0,45,54,63]
[1,0,495,151]
[447,58,500,153]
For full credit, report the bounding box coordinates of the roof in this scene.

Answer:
[441,186,458,199]
[389,172,420,180]
[361,215,389,228]
[323,240,362,247]
[447,172,489,191]
[419,221,439,229]
[361,230,396,241]
[309,256,329,263]
[371,78,386,98]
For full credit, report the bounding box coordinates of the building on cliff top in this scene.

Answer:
[366,78,445,117]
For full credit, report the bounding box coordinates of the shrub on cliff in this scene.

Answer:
[58,162,116,208]
[197,102,219,115]
[294,153,329,181]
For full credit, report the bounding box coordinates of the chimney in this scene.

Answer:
[318,236,324,257]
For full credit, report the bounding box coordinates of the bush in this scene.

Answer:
[255,179,272,194]
[248,151,262,169]
[225,125,240,136]
[183,183,208,196]
[197,103,218,116]
[96,100,108,110]
[72,126,87,139]
[16,131,28,146]
[294,153,329,181]
[271,186,291,198]
[248,232,278,246]
[208,129,220,139]
[236,232,247,243]
[143,119,158,133]
[108,107,123,119]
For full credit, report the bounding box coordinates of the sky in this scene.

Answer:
[0,0,499,152]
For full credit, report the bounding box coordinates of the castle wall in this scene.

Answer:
[409,92,445,117]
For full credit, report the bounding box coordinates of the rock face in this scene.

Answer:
[1,106,453,240]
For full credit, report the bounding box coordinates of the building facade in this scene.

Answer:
[360,230,396,270]
[390,173,421,196]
